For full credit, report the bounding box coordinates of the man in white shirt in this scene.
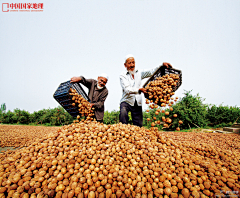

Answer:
[119,54,172,127]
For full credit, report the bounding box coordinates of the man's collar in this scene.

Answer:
[126,69,138,75]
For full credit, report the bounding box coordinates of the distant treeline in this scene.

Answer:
[0,107,74,126]
[0,91,239,130]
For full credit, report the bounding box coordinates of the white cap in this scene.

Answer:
[125,54,134,63]
[99,73,109,80]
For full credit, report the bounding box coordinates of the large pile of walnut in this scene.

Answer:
[0,120,239,198]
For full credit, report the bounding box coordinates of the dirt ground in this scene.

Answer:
[1,124,240,154]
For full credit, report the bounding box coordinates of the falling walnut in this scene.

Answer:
[145,73,179,107]
[69,88,95,121]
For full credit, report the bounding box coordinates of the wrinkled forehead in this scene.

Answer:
[125,57,135,63]
[98,76,108,83]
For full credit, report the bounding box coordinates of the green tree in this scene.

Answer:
[0,103,6,113]
[143,90,209,130]
[170,90,208,129]
[206,105,240,127]
[103,110,119,125]
[18,110,30,124]
[1,111,14,124]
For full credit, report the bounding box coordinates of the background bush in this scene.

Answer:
[103,110,119,125]
[143,90,240,130]
[0,106,73,126]
[0,90,239,128]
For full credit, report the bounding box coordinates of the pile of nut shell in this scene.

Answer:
[0,120,239,198]
[0,125,59,148]
[69,88,94,120]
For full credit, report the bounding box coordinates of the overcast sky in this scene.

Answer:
[0,0,240,113]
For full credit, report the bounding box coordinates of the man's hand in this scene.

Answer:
[70,77,81,83]
[139,88,147,94]
[162,62,172,68]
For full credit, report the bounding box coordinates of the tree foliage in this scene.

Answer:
[170,90,208,129]
[0,91,239,129]
[143,90,240,130]
[103,110,119,125]
[206,105,240,128]
[0,106,73,126]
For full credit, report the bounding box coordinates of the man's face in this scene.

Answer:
[124,57,135,72]
[97,77,108,87]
